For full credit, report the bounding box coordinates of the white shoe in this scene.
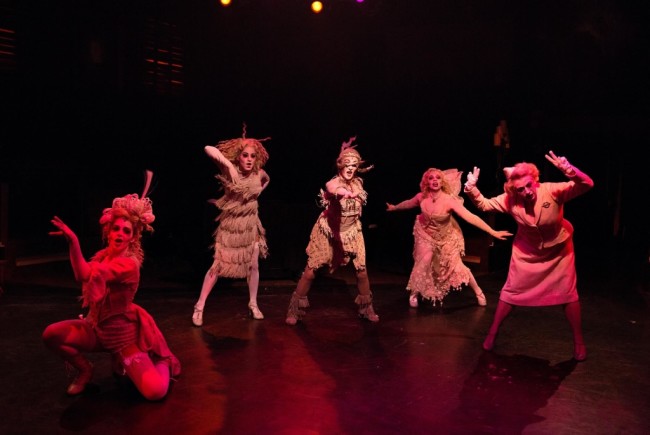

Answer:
[248,304,264,320]
[409,293,419,308]
[192,305,203,327]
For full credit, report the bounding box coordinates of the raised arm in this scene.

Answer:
[49,216,91,282]
[386,193,421,212]
[204,145,239,183]
[545,151,594,198]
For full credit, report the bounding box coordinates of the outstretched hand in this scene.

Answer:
[545,151,575,177]
[492,230,513,241]
[464,167,480,190]
[49,216,76,242]
[386,202,396,211]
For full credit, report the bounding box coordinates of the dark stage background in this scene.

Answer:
[1,0,648,285]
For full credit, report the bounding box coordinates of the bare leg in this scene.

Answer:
[192,267,219,326]
[247,243,264,319]
[483,300,513,350]
[468,273,487,306]
[119,344,170,401]
[564,301,587,361]
[42,319,98,395]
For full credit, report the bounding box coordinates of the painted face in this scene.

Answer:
[340,157,359,181]
[512,176,538,203]
[238,145,257,175]
[108,217,134,254]
[426,171,443,191]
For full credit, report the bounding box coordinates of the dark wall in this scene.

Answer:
[1,0,648,279]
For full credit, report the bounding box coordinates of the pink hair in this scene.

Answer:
[503,162,540,195]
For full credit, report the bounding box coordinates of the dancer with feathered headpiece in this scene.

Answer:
[43,171,181,400]
[285,136,380,325]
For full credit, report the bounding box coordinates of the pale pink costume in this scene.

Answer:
[407,210,472,303]
[465,175,593,306]
[80,249,180,375]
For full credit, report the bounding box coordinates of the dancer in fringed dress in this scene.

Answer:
[285,136,380,324]
[192,125,270,326]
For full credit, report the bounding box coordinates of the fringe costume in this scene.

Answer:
[209,170,269,278]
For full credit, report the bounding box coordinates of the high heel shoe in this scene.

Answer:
[476,291,487,307]
[248,304,264,320]
[192,304,203,327]
[573,342,587,362]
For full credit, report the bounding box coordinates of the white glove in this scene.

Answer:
[545,151,576,177]
[464,166,480,190]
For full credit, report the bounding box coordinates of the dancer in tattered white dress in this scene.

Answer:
[388,168,511,307]
[192,126,271,326]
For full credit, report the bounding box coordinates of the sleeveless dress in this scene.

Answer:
[305,177,367,272]
[209,170,269,278]
[406,211,472,304]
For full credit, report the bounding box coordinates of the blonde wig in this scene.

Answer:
[217,124,270,173]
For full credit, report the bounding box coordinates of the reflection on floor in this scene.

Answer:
[1,263,649,434]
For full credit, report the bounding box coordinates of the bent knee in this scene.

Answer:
[141,382,169,401]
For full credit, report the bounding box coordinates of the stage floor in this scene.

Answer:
[1,262,649,434]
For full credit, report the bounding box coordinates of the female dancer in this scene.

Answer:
[42,172,181,399]
[192,126,270,326]
[387,168,511,307]
[286,136,379,324]
[464,151,593,361]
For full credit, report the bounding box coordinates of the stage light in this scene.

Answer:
[220,0,231,6]
[311,1,323,13]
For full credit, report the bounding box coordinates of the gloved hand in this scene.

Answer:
[464,166,480,190]
[545,151,576,177]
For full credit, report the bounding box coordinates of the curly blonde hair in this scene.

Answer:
[99,194,155,264]
[217,124,270,173]
[420,168,452,197]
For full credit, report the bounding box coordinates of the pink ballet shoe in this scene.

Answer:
[475,291,487,307]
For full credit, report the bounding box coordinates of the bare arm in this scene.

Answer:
[450,201,513,240]
[326,178,359,199]
[49,216,91,282]
[204,145,239,183]
[386,193,421,211]
[259,169,270,192]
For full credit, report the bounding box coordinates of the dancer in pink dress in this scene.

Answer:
[42,172,181,399]
[387,168,511,307]
[463,151,593,361]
